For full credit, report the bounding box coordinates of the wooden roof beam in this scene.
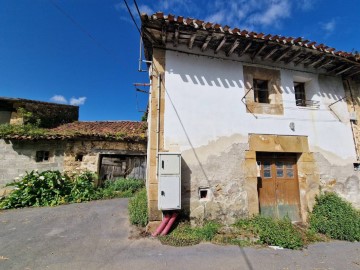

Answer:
[327,64,347,73]
[273,46,292,62]
[294,53,313,66]
[262,46,279,61]
[284,49,303,64]
[239,41,252,57]
[226,39,240,57]
[346,69,360,78]
[173,28,179,47]
[305,56,325,68]
[188,32,197,49]
[314,58,333,69]
[336,66,353,76]
[251,42,267,60]
[215,36,227,54]
[201,34,213,52]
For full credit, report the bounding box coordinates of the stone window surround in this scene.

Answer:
[244,134,320,223]
[243,66,284,115]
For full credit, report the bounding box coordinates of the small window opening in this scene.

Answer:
[294,82,306,106]
[253,79,269,103]
[354,163,360,171]
[75,154,83,162]
[36,151,50,162]
[199,188,209,200]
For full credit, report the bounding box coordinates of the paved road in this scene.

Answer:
[0,199,359,270]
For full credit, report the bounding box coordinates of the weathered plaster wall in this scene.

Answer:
[0,139,65,186]
[160,48,359,223]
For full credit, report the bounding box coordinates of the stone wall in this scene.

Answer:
[0,139,65,186]
[63,140,147,184]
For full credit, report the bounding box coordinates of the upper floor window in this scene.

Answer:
[294,82,306,106]
[253,79,269,103]
[36,151,50,162]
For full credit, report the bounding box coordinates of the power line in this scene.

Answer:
[123,0,141,35]
[49,0,123,64]
[133,0,142,19]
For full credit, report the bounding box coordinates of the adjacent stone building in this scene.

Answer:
[141,12,360,226]
[0,97,147,188]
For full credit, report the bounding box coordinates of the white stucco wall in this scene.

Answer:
[164,49,356,164]
[161,48,360,217]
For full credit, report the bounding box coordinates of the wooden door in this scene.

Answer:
[257,153,301,221]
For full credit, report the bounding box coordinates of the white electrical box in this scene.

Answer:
[158,152,181,210]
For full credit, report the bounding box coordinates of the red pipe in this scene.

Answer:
[151,213,171,237]
[160,212,178,236]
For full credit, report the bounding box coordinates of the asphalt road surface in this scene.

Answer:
[0,199,359,270]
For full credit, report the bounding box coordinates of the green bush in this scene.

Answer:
[0,170,146,210]
[128,188,148,227]
[0,170,72,208]
[68,171,100,202]
[234,216,304,249]
[309,192,360,241]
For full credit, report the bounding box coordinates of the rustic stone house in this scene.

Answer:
[0,97,147,188]
[141,12,360,227]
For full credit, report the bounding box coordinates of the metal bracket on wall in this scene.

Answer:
[241,87,258,119]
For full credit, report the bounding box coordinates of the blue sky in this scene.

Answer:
[1,0,359,121]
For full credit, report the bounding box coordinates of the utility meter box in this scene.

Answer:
[158,152,181,210]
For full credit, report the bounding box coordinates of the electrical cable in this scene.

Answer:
[133,0,142,19]
[123,0,141,35]
[49,0,123,63]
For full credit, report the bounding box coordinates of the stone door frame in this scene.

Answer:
[244,134,320,223]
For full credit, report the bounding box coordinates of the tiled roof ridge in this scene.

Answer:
[141,12,360,62]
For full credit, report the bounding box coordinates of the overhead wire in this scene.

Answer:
[49,0,123,64]
[133,0,142,20]
[123,0,141,35]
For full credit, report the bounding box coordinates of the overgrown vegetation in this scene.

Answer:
[309,192,360,241]
[0,170,144,209]
[0,123,46,137]
[234,216,304,249]
[128,188,148,227]
[159,221,221,246]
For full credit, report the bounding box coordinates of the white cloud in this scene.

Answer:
[321,19,336,33]
[50,95,68,104]
[297,0,316,10]
[205,11,225,24]
[252,0,291,26]
[70,97,87,106]
[138,4,153,15]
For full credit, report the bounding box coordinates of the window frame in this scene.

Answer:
[294,82,306,107]
[253,79,270,104]
[35,150,50,162]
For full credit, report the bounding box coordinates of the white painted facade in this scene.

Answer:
[160,47,360,213]
[164,48,356,164]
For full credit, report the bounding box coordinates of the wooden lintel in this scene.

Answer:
[262,46,279,61]
[239,41,252,57]
[294,53,313,66]
[336,66,353,76]
[188,32,197,49]
[273,47,292,62]
[201,34,213,52]
[251,43,267,60]
[305,56,325,68]
[226,39,240,57]
[284,50,303,64]
[314,58,333,69]
[173,28,179,47]
[215,36,227,54]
